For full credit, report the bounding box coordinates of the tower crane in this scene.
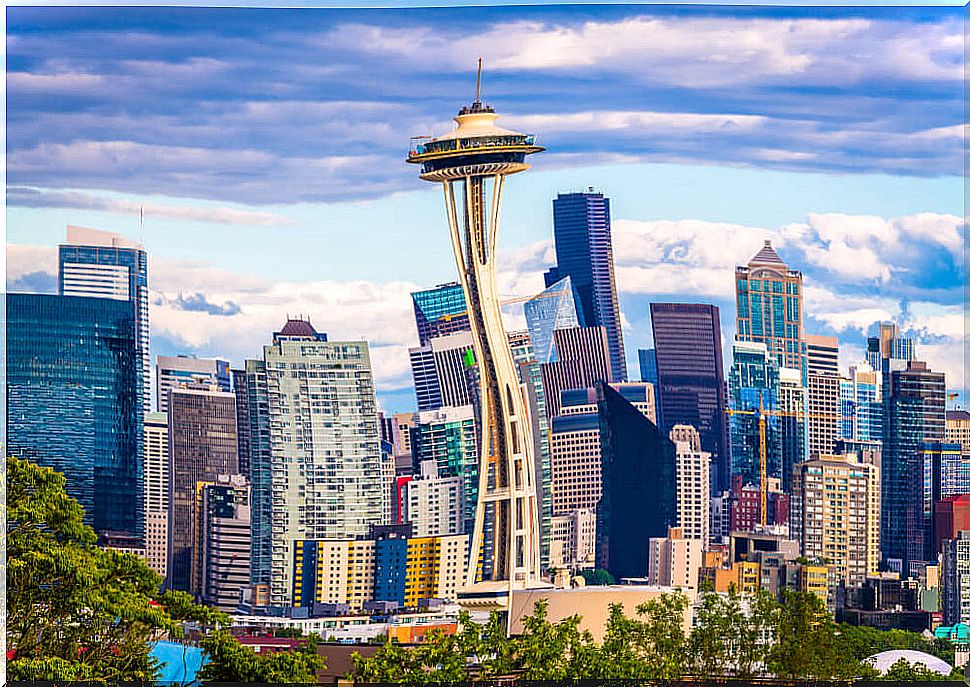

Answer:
[725,397,848,527]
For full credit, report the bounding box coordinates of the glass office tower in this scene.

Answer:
[524,276,583,365]
[650,303,729,492]
[7,293,144,537]
[547,191,627,382]
[412,281,470,346]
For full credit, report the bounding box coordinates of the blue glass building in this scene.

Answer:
[7,293,144,537]
[412,282,469,346]
[728,341,782,487]
[59,227,150,413]
[546,191,627,382]
[638,348,658,387]
[524,276,583,365]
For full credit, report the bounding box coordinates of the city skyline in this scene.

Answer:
[6,4,964,414]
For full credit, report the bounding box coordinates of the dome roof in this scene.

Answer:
[864,649,952,675]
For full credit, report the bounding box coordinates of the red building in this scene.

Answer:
[730,476,789,532]
[934,494,970,555]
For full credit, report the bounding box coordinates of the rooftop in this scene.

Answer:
[748,239,786,267]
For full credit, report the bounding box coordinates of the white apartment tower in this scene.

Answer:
[670,424,711,547]
[403,460,465,537]
[143,411,169,577]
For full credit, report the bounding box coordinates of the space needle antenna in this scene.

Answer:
[474,57,483,104]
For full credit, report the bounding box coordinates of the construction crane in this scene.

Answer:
[725,396,847,527]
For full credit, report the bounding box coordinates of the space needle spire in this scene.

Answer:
[407,62,545,610]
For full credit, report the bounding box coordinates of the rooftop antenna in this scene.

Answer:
[475,58,483,104]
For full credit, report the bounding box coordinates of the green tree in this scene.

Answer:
[593,603,647,679]
[766,589,860,680]
[198,630,324,683]
[835,623,956,666]
[873,657,955,681]
[580,568,615,586]
[631,591,691,679]
[513,599,599,679]
[6,456,225,682]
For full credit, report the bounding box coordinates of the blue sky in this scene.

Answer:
[6,3,964,412]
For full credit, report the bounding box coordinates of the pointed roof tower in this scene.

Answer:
[748,240,786,268]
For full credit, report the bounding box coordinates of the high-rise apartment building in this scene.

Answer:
[670,425,711,546]
[144,411,169,577]
[524,276,584,365]
[195,474,251,611]
[7,293,144,538]
[596,383,676,579]
[549,509,597,571]
[540,326,612,420]
[156,355,231,414]
[650,303,729,491]
[546,190,626,381]
[58,225,150,413]
[791,452,881,587]
[243,319,385,607]
[805,334,841,458]
[648,527,703,589]
[402,461,465,537]
[735,240,805,376]
[166,387,238,592]
[412,282,470,346]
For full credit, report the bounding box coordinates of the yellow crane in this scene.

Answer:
[725,398,846,527]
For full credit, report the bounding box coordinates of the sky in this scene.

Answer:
[6,3,965,413]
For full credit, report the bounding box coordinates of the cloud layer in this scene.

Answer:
[6,7,962,206]
[9,210,964,409]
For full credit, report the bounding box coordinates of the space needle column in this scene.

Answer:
[407,65,544,607]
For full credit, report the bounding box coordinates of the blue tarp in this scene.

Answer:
[151,640,206,686]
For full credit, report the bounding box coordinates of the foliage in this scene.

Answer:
[197,630,325,683]
[872,657,956,681]
[835,622,956,666]
[7,456,183,681]
[579,568,615,586]
[632,591,692,679]
[766,588,858,680]
[514,599,599,679]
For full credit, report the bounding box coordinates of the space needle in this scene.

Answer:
[407,61,545,609]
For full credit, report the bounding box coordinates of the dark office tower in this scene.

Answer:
[540,326,612,420]
[882,360,945,574]
[412,282,470,346]
[649,303,729,492]
[231,369,252,478]
[595,383,676,579]
[166,388,239,593]
[735,240,805,377]
[548,191,626,382]
[195,475,251,612]
[58,225,150,413]
[638,348,658,386]
[7,293,143,538]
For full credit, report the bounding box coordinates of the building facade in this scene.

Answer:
[546,190,626,382]
[412,282,470,346]
[735,240,805,377]
[166,388,239,592]
[670,425,711,547]
[524,276,584,365]
[648,527,703,589]
[402,461,465,537]
[196,474,251,611]
[540,326,613,420]
[144,411,169,577]
[156,355,231,414]
[791,452,881,587]
[806,334,841,458]
[243,319,385,607]
[650,303,729,492]
[7,293,144,538]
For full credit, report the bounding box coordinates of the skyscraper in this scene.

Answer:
[670,425,711,547]
[596,383,676,579]
[840,362,883,443]
[650,303,729,492]
[735,240,805,376]
[408,331,476,412]
[638,348,658,387]
[402,461,465,537]
[540,326,613,420]
[805,334,841,458]
[156,355,231,414]
[729,340,782,487]
[922,442,966,561]
[886,360,946,572]
[412,282,470,346]
[144,411,169,577]
[524,276,583,365]
[7,293,143,538]
[58,225,150,413]
[547,190,626,382]
[166,387,239,592]
[243,318,385,607]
